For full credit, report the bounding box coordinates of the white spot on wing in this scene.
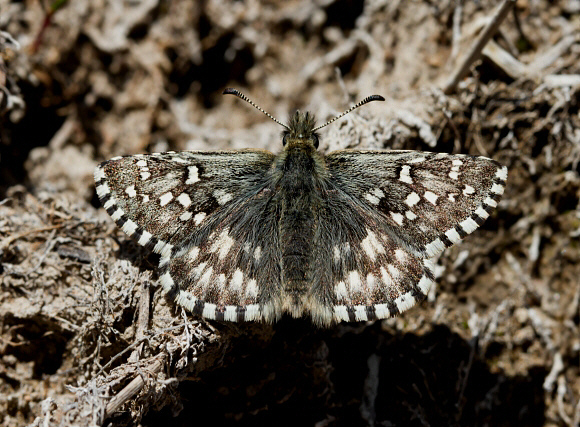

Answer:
[365,193,380,205]
[483,197,497,208]
[395,293,416,312]
[171,156,189,164]
[96,183,110,198]
[136,160,147,167]
[216,274,227,291]
[199,266,213,288]
[463,185,475,196]
[194,212,206,225]
[405,192,420,207]
[138,230,152,246]
[245,304,261,321]
[335,281,348,299]
[474,208,489,224]
[177,193,192,207]
[387,264,400,280]
[210,228,235,260]
[424,191,438,205]
[111,208,124,221]
[380,266,394,286]
[246,279,258,298]
[180,211,192,221]
[185,166,199,184]
[254,246,262,261]
[160,192,173,206]
[366,273,376,291]
[399,165,413,184]
[187,246,200,262]
[407,157,426,164]
[425,238,445,257]
[374,304,390,318]
[159,272,175,291]
[460,217,479,233]
[224,306,237,322]
[394,248,406,262]
[122,219,138,236]
[202,303,217,319]
[214,189,233,205]
[94,166,105,182]
[372,188,385,198]
[361,229,385,261]
[354,306,368,321]
[490,183,504,195]
[334,305,349,321]
[104,199,115,210]
[192,262,207,279]
[348,271,363,293]
[153,240,167,254]
[230,269,244,292]
[405,210,417,220]
[445,228,462,244]
[175,291,197,312]
[390,212,404,225]
[333,245,340,262]
[496,166,508,181]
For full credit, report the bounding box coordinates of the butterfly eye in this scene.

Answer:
[283,133,289,146]
[312,133,319,149]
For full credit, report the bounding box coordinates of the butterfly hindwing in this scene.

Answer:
[158,188,283,323]
[94,150,276,257]
[306,193,436,325]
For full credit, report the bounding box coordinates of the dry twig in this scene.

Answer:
[443,0,516,94]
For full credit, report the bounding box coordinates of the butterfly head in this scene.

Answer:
[282,110,319,149]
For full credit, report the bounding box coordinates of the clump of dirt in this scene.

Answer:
[0,1,579,426]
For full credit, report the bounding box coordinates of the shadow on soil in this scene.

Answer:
[141,320,546,427]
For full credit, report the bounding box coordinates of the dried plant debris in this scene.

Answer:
[0,0,579,426]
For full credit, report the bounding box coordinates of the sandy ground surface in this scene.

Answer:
[0,1,579,426]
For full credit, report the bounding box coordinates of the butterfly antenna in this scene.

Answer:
[312,95,385,132]
[223,88,290,130]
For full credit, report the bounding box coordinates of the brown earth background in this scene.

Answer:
[0,1,579,426]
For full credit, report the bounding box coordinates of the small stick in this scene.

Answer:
[0,224,65,253]
[103,358,163,420]
[442,0,516,94]
[129,280,151,363]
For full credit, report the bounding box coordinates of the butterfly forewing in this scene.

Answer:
[325,151,507,257]
[94,150,276,256]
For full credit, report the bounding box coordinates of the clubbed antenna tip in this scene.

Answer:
[312,94,385,132]
[223,88,289,130]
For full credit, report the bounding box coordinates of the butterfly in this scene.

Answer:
[94,88,507,326]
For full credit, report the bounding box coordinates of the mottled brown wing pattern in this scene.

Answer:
[157,188,283,323]
[95,147,507,326]
[94,150,276,259]
[319,151,507,324]
[306,193,435,325]
[326,151,508,257]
